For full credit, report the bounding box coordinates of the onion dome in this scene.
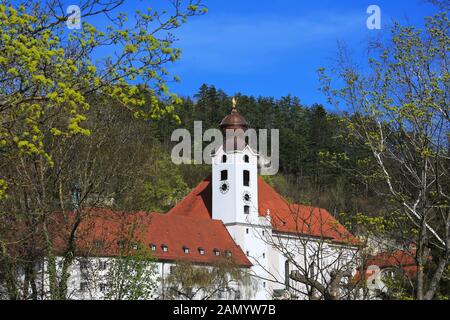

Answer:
[220,98,248,151]
[219,98,249,132]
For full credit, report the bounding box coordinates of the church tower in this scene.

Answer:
[211,99,259,225]
[212,99,271,299]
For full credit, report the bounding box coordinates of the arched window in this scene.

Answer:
[244,155,249,163]
[222,154,227,163]
[221,170,228,181]
[243,170,250,186]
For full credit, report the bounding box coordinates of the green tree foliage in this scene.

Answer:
[104,243,158,300]
[0,0,206,300]
[319,10,449,300]
[165,260,250,300]
[0,0,207,199]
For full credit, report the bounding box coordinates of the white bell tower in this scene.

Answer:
[212,99,259,225]
[212,146,259,225]
[212,99,271,300]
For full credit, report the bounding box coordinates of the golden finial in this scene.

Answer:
[232,97,237,111]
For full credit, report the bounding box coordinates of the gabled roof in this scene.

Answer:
[52,209,251,267]
[353,249,419,282]
[366,249,416,269]
[169,176,357,244]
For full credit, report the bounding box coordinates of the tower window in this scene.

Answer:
[244,155,249,163]
[244,206,250,215]
[222,155,227,163]
[246,228,249,234]
[243,170,250,186]
[221,170,228,181]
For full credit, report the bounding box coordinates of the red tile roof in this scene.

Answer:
[169,176,356,244]
[44,174,355,266]
[366,250,416,269]
[353,249,419,282]
[52,209,251,267]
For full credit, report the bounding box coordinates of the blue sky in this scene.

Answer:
[84,0,440,108]
[166,0,439,107]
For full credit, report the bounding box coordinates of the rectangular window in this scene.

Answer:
[79,282,88,292]
[221,170,228,181]
[98,261,107,270]
[244,206,250,215]
[81,272,89,281]
[243,170,250,186]
[79,259,89,270]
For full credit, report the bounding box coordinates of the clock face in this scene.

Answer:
[220,181,230,194]
[243,192,251,203]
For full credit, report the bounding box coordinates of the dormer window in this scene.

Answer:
[198,248,205,255]
[244,155,249,163]
[213,249,221,256]
[150,243,156,251]
[93,240,103,249]
[183,246,190,254]
[243,170,250,186]
[117,240,125,249]
[161,244,168,252]
[222,155,227,163]
[221,170,228,181]
[226,250,232,257]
